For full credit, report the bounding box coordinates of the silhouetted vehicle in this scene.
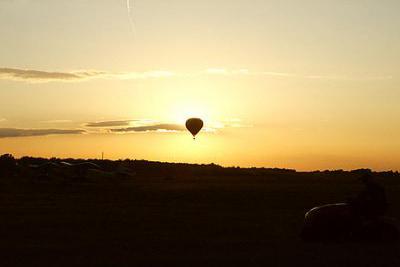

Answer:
[59,162,101,179]
[301,203,399,242]
[301,175,398,242]
[28,162,63,182]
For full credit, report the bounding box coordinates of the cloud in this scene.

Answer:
[0,67,393,83]
[205,68,393,81]
[0,128,85,138]
[0,68,105,82]
[0,119,250,138]
[111,124,185,133]
[106,119,251,134]
[118,71,175,79]
[85,119,158,128]
[41,120,72,124]
[208,119,253,130]
[0,68,175,83]
[0,118,5,123]
[222,119,253,128]
[85,120,134,128]
[205,68,250,75]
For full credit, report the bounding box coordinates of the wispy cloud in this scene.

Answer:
[108,119,251,134]
[220,118,253,128]
[205,68,250,75]
[86,120,133,128]
[0,118,251,138]
[0,128,85,138]
[0,118,6,123]
[111,124,185,133]
[115,71,175,80]
[207,118,253,131]
[84,119,157,128]
[0,67,393,83]
[205,68,393,81]
[0,68,175,83]
[126,0,135,34]
[41,120,73,124]
[0,68,105,82]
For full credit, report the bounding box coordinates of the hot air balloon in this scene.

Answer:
[185,118,203,139]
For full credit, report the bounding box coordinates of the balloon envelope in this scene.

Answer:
[185,118,203,138]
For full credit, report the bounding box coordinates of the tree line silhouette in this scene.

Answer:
[1,153,399,182]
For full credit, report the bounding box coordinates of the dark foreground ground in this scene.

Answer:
[1,172,400,266]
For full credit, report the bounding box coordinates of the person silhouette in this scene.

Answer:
[350,173,387,221]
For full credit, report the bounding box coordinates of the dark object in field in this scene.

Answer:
[29,161,102,181]
[349,173,388,219]
[301,203,399,242]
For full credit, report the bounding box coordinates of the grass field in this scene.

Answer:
[1,174,400,266]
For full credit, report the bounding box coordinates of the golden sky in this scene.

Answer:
[1,0,400,170]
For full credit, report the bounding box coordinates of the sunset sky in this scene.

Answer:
[1,0,400,170]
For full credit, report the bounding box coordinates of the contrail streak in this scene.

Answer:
[126,0,136,35]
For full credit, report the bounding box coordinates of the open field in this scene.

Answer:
[1,165,400,266]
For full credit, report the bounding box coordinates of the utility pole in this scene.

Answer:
[101,152,104,160]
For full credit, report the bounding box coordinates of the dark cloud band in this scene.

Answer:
[85,120,133,127]
[0,128,85,138]
[0,68,104,82]
[111,124,184,133]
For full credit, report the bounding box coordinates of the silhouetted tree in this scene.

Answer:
[0,154,17,176]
